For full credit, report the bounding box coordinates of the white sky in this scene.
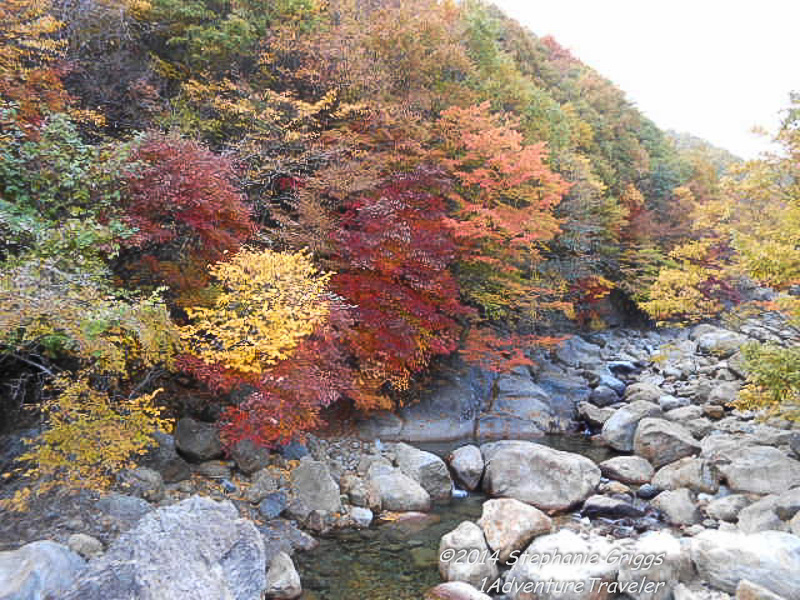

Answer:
[491,0,800,158]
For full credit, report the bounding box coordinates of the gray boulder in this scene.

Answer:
[289,460,343,520]
[477,498,552,562]
[139,431,191,483]
[705,494,752,522]
[230,439,271,475]
[367,463,431,512]
[505,530,617,600]
[736,580,787,600]
[690,530,800,597]
[0,541,85,600]
[438,522,498,588]
[633,418,701,469]
[447,445,484,491]
[66,534,103,560]
[652,488,700,525]
[717,446,800,494]
[265,552,302,599]
[63,497,266,600]
[481,441,600,512]
[116,467,165,503]
[599,456,654,485]
[652,458,720,494]
[602,401,662,452]
[578,402,615,428]
[426,581,492,600]
[174,417,223,462]
[589,385,620,407]
[616,530,694,600]
[394,443,453,500]
[582,495,645,519]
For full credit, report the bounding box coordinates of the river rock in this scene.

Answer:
[583,494,645,519]
[95,493,152,529]
[599,456,654,484]
[708,382,741,406]
[589,385,620,407]
[116,466,165,502]
[438,521,498,588]
[633,418,701,469]
[578,402,615,428]
[63,497,266,600]
[624,382,663,404]
[246,468,280,504]
[231,439,271,475]
[602,401,662,452]
[367,463,431,512]
[393,443,453,500]
[477,498,552,561]
[426,581,492,600]
[695,327,748,358]
[652,457,720,494]
[690,530,800,597]
[737,488,800,533]
[174,417,224,462]
[447,445,484,491]
[265,552,302,599]
[67,534,103,560]
[616,530,694,600]
[664,406,704,422]
[350,506,373,528]
[259,492,289,520]
[736,580,787,600]
[505,529,617,600]
[652,488,700,525]
[139,431,191,483]
[481,441,600,512]
[705,494,752,522]
[659,395,690,412]
[555,336,603,368]
[717,446,800,494]
[289,460,343,520]
[0,541,85,600]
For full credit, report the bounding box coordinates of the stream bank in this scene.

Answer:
[2,311,800,599]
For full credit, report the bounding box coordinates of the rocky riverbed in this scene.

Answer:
[2,311,800,599]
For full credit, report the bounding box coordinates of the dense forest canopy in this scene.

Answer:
[1,0,797,499]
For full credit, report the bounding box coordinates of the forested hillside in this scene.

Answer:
[1,0,797,499]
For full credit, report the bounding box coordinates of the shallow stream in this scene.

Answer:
[296,435,614,599]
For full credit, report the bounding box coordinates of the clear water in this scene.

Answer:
[296,435,612,599]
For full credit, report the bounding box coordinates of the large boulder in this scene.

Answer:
[705,494,752,522]
[63,497,267,600]
[447,445,484,491]
[633,418,700,469]
[555,336,603,369]
[174,417,223,462]
[736,580,787,600]
[737,488,800,533]
[477,498,552,562]
[652,457,720,494]
[367,463,431,512]
[578,402,616,429]
[480,441,600,512]
[0,541,85,600]
[624,382,663,404]
[690,530,800,597]
[717,446,800,494]
[505,530,617,600]
[139,431,191,483]
[695,328,748,358]
[230,439,271,475]
[426,581,492,600]
[288,460,343,520]
[599,456,654,485]
[265,552,302,599]
[393,443,453,500]
[616,531,694,600]
[438,521,498,588]
[652,488,700,526]
[601,401,662,452]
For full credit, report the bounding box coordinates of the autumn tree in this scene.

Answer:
[118,133,255,299]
